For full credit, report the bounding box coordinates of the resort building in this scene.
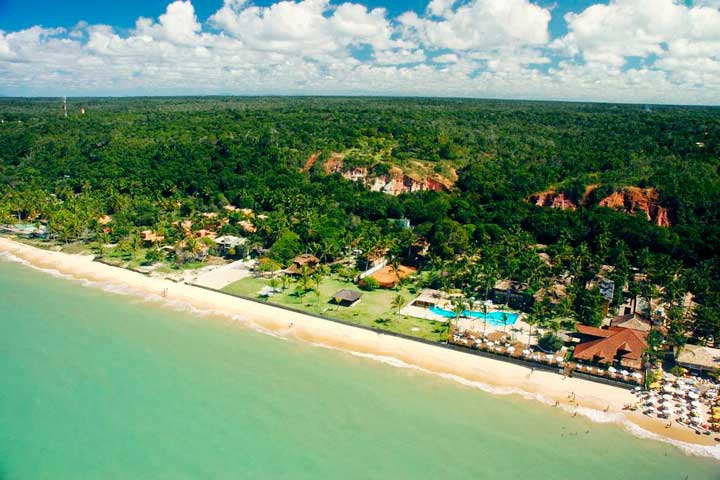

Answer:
[532,281,568,311]
[363,265,416,289]
[676,345,720,376]
[411,289,445,308]
[1,223,48,238]
[238,220,257,233]
[140,230,165,244]
[492,280,532,310]
[286,254,320,275]
[195,229,217,240]
[332,289,363,307]
[214,235,247,256]
[572,325,648,370]
[609,312,652,332]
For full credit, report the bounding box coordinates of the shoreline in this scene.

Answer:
[1,236,718,461]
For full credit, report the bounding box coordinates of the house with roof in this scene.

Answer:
[572,325,648,370]
[332,289,363,307]
[195,229,217,240]
[140,230,165,244]
[676,344,720,376]
[214,235,247,256]
[362,265,416,289]
[609,312,652,332]
[493,280,532,310]
[410,289,445,308]
[286,254,320,275]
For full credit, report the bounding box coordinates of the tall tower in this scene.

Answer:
[62,96,67,118]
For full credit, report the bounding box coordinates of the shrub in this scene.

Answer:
[361,277,380,291]
[538,332,564,352]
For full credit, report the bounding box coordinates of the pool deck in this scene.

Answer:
[399,304,449,322]
[399,303,533,344]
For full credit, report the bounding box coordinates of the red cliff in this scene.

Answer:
[599,187,671,227]
[527,190,577,211]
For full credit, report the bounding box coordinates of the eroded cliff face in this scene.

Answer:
[320,153,454,196]
[598,187,671,227]
[527,190,578,211]
[528,186,672,227]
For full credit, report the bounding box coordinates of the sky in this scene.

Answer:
[0,0,718,104]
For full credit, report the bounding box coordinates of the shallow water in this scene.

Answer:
[0,259,718,479]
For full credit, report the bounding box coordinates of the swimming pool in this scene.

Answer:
[429,306,519,326]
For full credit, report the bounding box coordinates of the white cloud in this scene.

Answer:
[132,0,202,45]
[0,0,717,105]
[556,0,720,64]
[399,0,551,51]
[433,53,458,63]
[373,48,425,65]
[209,0,399,56]
[426,0,457,17]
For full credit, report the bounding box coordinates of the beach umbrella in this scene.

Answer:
[662,394,673,401]
[608,367,617,373]
[688,392,699,400]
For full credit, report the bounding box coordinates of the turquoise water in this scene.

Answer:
[429,306,519,325]
[0,258,718,479]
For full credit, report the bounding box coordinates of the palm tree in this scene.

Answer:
[481,303,489,340]
[280,274,290,291]
[298,267,312,295]
[391,294,405,315]
[525,304,542,347]
[452,299,466,331]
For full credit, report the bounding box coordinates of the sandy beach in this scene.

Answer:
[1,236,718,459]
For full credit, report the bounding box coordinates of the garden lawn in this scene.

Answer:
[222,275,448,342]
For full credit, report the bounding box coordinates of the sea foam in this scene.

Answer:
[1,250,718,461]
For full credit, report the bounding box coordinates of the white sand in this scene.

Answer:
[1,236,718,457]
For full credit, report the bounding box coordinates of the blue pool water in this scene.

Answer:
[429,306,519,326]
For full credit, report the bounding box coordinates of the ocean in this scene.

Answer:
[0,258,718,479]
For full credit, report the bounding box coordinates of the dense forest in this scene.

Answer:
[1,97,719,347]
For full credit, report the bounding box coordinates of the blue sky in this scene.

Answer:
[0,0,599,35]
[0,0,718,104]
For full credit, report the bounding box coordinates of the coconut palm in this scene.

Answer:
[481,303,489,340]
[391,294,405,314]
[525,304,543,347]
[452,299,466,335]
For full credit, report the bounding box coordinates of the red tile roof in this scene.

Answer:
[575,324,613,338]
[573,326,648,369]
